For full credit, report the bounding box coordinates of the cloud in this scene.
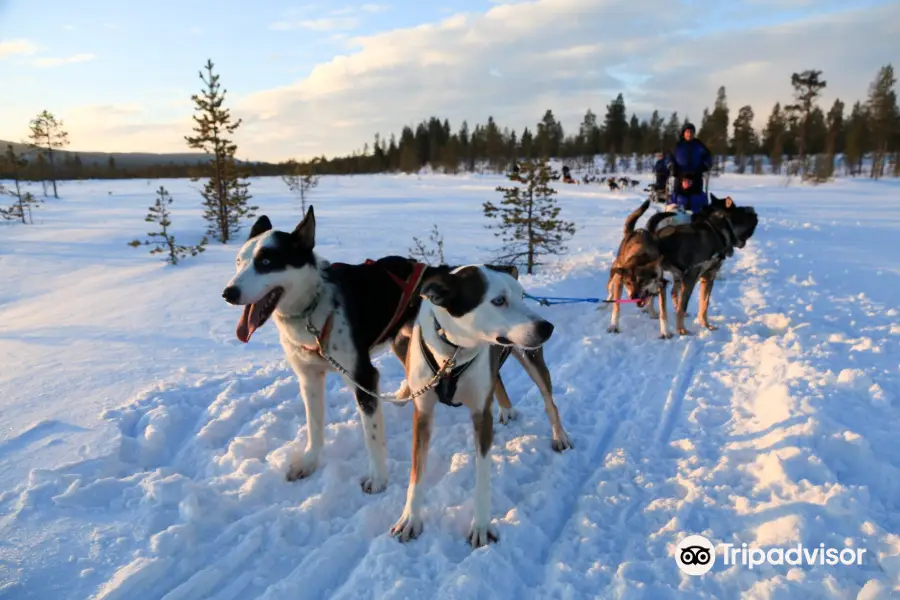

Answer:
[269,4,390,31]
[32,53,96,67]
[271,17,362,31]
[0,39,40,60]
[55,103,193,154]
[233,0,898,161]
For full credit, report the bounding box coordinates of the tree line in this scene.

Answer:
[303,64,898,180]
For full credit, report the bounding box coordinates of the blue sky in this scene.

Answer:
[0,0,896,161]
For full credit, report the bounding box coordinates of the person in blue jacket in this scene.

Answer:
[652,151,668,199]
[667,123,712,212]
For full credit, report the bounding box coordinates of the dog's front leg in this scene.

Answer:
[515,348,571,452]
[390,401,434,542]
[288,367,326,481]
[353,361,388,494]
[494,375,517,424]
[390,335,412,400]
[658,281,672,339]
[467,400,498,548]
[676,269,700,336]
[697,275,718,330]
[607,273,623,334]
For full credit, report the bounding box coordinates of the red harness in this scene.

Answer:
[306,260,427,355]
[366,259,428,347]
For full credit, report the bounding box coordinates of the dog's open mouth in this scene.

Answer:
[236,287,284,343]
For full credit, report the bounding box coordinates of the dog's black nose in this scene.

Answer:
[222,286,240,304]
[536,320,554,340]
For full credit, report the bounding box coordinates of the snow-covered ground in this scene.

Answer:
[1,173,899,599]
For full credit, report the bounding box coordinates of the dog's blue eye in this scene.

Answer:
[491,296,507,307]
[261,259,271,266]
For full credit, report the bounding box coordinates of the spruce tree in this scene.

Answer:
[709,86,730,172]
[2,144,40,223]
[663,112,680,151]
[824,99,844,178]
[732,106,756,174]
[185,59,256,243]
[785,70,827,174]
[483,159,575,274]
[536,110,563,158]
[129,186,207,265]
[763,103,787,174]
[281,159,320,212]
[866,64,898,179]
[27,110,69,199]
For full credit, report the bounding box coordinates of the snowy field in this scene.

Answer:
[1,173,899,599]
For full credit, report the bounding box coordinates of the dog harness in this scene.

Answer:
[419,316,479,407]
[367,259,428,348]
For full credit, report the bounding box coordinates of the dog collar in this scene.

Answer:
[432,315,461,350]
[281,285,323,321]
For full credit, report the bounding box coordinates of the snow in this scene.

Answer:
[1,172,899,599]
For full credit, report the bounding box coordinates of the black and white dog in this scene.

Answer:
[222,207,570,495]
[390,266,555,547]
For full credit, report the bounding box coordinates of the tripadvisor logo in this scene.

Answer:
[675,535,716,576]
[674,534,868,576]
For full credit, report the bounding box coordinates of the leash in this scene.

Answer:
[524,292,641,307]
[304,317,459,403]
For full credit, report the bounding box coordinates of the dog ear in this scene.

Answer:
[292,206,316,248]
[485,264,519,280]
[248,215,272,240]
[420,272,459,307]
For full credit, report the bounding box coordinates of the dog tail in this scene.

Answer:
[624,199,651,234]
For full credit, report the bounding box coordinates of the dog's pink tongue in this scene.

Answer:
[236,304,256,343]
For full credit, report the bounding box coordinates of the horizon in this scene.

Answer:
[1,0,896,163]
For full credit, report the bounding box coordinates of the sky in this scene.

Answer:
[0,0,897,162]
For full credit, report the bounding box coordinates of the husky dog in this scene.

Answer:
[390,266,555,547]
[648,196,759,334]
[605,200,669,337]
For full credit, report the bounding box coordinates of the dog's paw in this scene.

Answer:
[677,328,692,336]
[467,523,499,548]
[394,381,411,400]
[607,325,620,334]
[702,323,719,331]
[659,332,673,340]
[286,452,318,481]
[552,431,573,452]
[390,512,424,542]
[360,475,388,494]
[498,406,518,425]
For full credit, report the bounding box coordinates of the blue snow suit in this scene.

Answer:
[667,138,712,211]
[653,158,668,190]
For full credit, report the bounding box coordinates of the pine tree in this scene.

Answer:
[663,112,680,151]
[535,110,563,158]
[763,103,787,174]
[844,101,869,176]
[866,64,898,179]
[2,144,40,223]
[409,223,445,266]
[483,159,575,274]
[129,186,207,265]
[824,99,844,178]
[732,106,755,174]
[184,59,256,243]
[708,86,730,172]
[281,159,320,212]
[785,70,827,174]
[28,110,69,199]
